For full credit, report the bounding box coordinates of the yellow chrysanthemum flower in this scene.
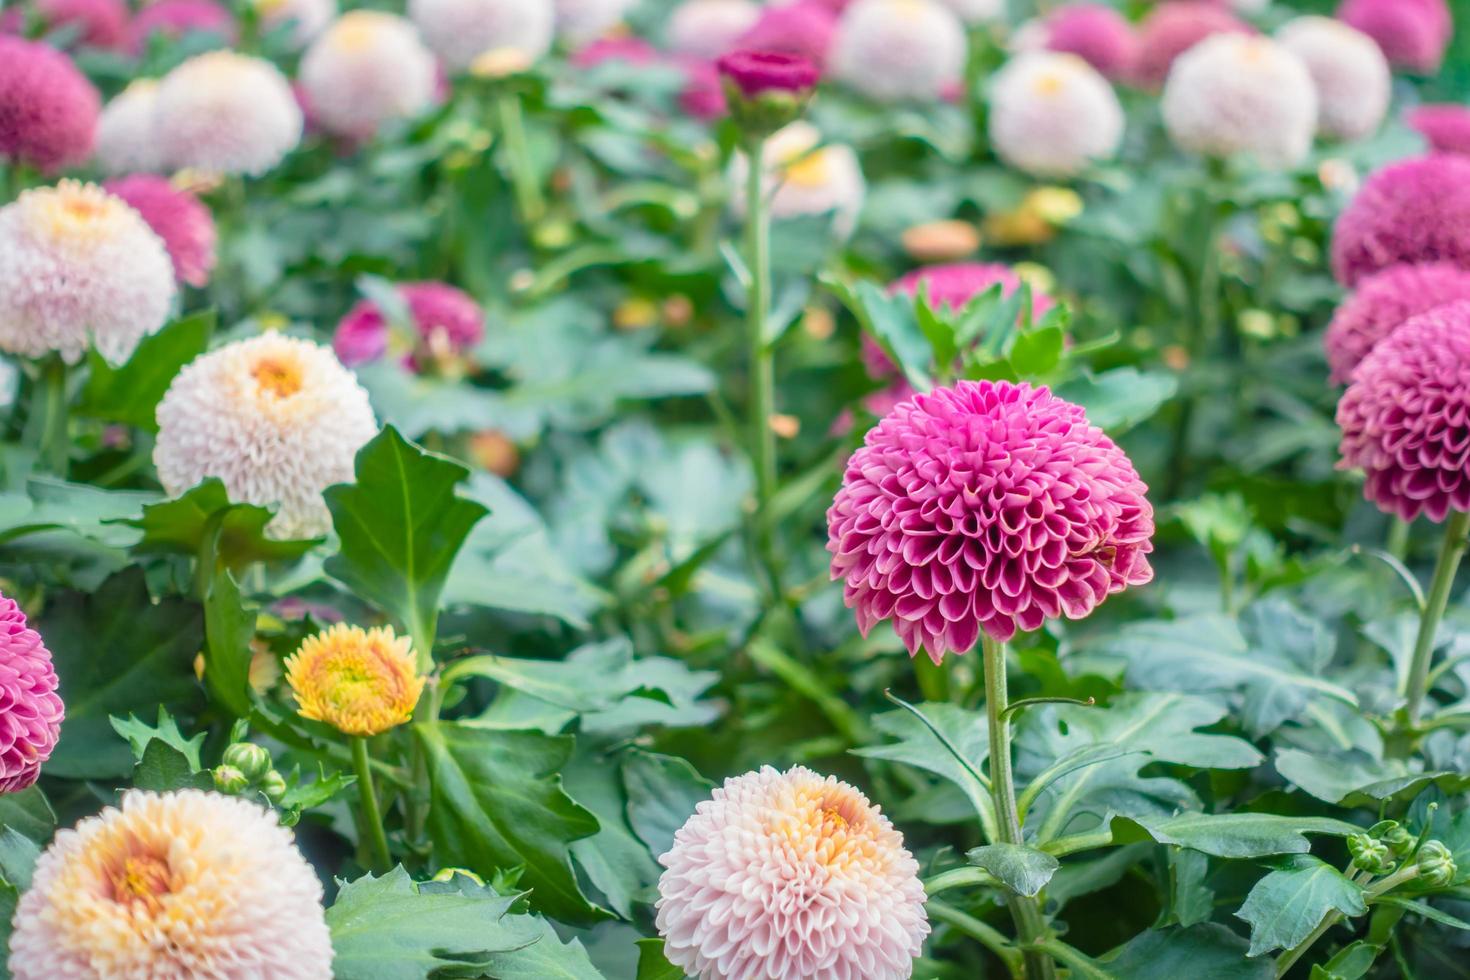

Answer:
[284,624,423,736]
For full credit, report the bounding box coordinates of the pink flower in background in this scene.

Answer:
[103,175,217,288]
[1337,0,1450,73]
[333,281,484,370]
[1133,1,1252,89]
[573,38,730,120]
[828,379,1154,659]
[37,0,129,50]
[0,37,100,172]
[677,57,726,118]
[1324,262,1470,383]
[0,593,63,794]
[1331,155,1470,286]
[571,35,661,68]
[734,0,837,69]
[657,765,928,980]
[1039,3,1138,81]
[127,0,236,53]
[1408,104,1470,156]
[717,48,820,97]
[1337,300,1470,522]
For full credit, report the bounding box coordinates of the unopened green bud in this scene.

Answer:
[222,742,271,781]
[1347,833,1396,875]
[213,765,248,794]
[258,769,287,803]
[1369,819,1415,858]
[1416,840,1457,888]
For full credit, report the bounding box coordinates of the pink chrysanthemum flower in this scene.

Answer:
[1408,104,1470,157]
[0,37,100,172]
[1337,0,1449,74]
[9,790,332,980]
[668,0,760,59]
[332,281,484,371]
[0,593,63,794]
[36,0,128,50]
[657,766,929,980]
[1034,3,1137,81]
[1337,300,1470,522]
[126,0,236,52]
[1331,155,1470,287]
[828,380,1154,658]
[1133,1,1252,89]
[103,175,217,288]
[1324,263,1470,384]
[735,0,837,69]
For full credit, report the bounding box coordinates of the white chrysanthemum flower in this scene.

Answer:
[657,766,929,980]
[95,79,163,174]
[154,333,377,539]
[988,51,1124,178]
[932,0,1001,24]
[153,51,303,176]
[257,0,337,45]
[299,12,437,140]
[831,0,967,103]
[729,122,866,238]
[1162,34,1318,169]
[554,0,634,42]
[667,0,759,59]
[408,0,552,72]
[0,182,175,366]
[9,790,333,980]
[1276,16,1388,142]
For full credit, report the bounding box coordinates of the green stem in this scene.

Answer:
[928,899,1023,978]
[25,357,69,476]
[983,635,1057,980]
[1402,510,1470,732]
[1386,517,1411,562]
[352,736,392,872]
[1274,866,1419,977]
[741,132,782,604]
[495,89,544,226]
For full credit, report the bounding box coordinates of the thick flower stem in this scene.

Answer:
[983,635,1056,980]
[495,89,545,227]
[25,357,69,476]
[351,735,392,873]
[741,132,782,603]
[1402,510,1470,732]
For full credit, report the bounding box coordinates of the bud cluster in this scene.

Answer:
[213,741,287,803]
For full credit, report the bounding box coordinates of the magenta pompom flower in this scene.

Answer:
[1133,1,1252,89]
[828,380,1154,659]
[1337,0,1449,74]
[1408,105,1470,157]
[103,175,217,288]
[734,0,837,69]
[1337,300,1470,522]
[717,48,819,98]
[1038,3,1137,81]
[126,0,236,53]
[0,593,63,794]
[1324,263,1470,384]
[333,281,484,371]
[36,0,129,50]
[657,765,929,980]
[1331,155,1470,287]
[0,37,100,172]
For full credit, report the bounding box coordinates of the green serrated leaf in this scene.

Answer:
[110,709,205,768]
[77,309,215,429]
[1236,855,1365,956]
[133,740,213,792]
[1107,813,1363,859]
[966,843,1059,897]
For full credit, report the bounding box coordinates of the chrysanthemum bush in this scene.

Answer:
[2,1,1470,978]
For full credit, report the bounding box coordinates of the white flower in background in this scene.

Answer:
[154,333,378,539]
[1276,15,1388,142]
[830,0,967,103]
[153,51,303,176]
[299,11,437,140]
[988,51,1124,178]
[1162,34,1318,169]
[256,0,336,45]
[94,79,163,174]
[729,121,866,238]
[554,0,635,43]
[933,0,1001,25]
[657,766,929,980]
[667,0,759,59]
[0,181,175,365]
[408,0,552,72]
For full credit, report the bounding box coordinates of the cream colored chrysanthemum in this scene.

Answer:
[831,0,967,103]
[554,0,635,43]
[285,623,423,735]
[299,11,436,140]
[256,0,337,45]
[730,122,866,238]
[1276,16,1388,142]
[153,333,378,538]
[408,0,552,72]
[8,790,332,980]
[1162,34,1318,169]
[95,79,163,174]
[657,766,929,980]
[988,51,1124,178]
[0,181,175,365]
[667,0,759,58]
[153,51,302,176]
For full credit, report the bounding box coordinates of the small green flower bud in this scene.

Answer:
[213,764,249,795]
[1348,833,1396,875]
[258,769,287,803]
[1369,819,1415,857]
[222,742,271,781]
[1416,840,1457,888]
